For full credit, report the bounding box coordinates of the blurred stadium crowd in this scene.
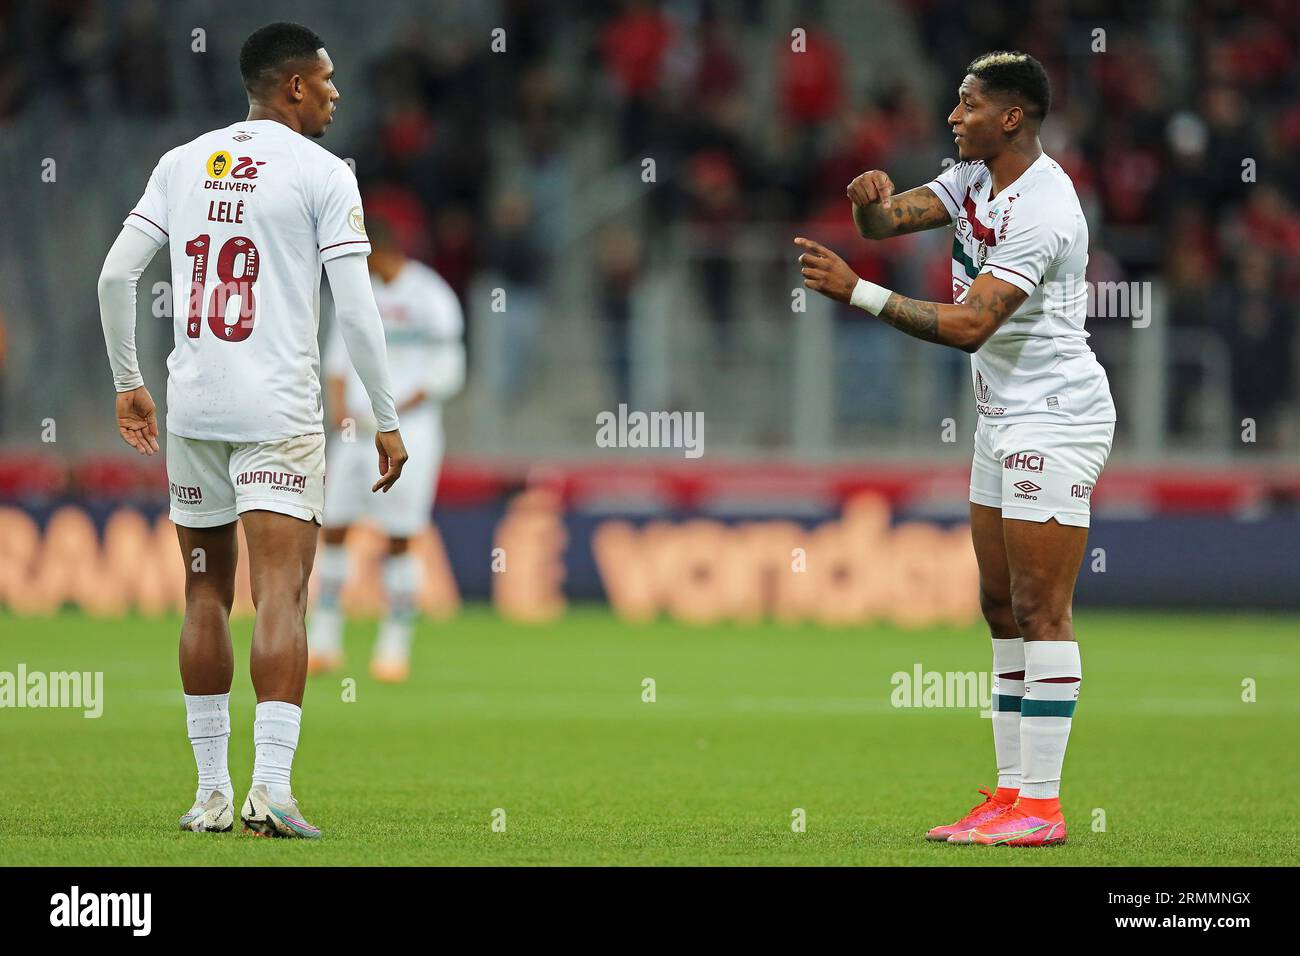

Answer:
[0,0,1296,457]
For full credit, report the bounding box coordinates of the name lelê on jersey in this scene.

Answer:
[207,200,244,224]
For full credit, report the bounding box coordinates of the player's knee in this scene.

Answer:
[977,595,1019,639]
[250,568,311,614]
[1010,586,1071,639]
[184,573,234,613]
[979,587,1017,638]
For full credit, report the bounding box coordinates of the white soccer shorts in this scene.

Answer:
[321,415,442,537]
[166,432,326,527]
[969,419,1114,527]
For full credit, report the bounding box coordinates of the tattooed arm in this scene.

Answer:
[847,170,952,239]
[794,237,1027,353]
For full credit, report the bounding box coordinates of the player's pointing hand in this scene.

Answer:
[847,169,894,209]
[373,428,408,493]
[795,237,860,305]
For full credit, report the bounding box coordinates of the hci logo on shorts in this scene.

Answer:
[1003,452,1044,473]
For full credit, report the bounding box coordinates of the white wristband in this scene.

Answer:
[850,277,892,316]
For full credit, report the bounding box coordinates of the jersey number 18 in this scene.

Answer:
[183,234,261,342]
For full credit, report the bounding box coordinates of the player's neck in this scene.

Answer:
[986,138,1042,198]
[245,102,302,135]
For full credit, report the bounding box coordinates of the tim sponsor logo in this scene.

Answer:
[236,470,306,494]
[1071,483,1093,500]
[1003,452,1044,473]
[169,482,203,504]
[50,886,151,936]
[997,193,1018,240]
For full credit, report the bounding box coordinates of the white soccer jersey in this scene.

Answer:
[125,118,372,442]
[324,260,465,424]
[926,153,1115,425]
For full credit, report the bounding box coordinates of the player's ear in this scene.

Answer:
[1002,105,1023,135]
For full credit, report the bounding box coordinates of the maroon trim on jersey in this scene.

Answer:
[319,239,371,253]
[931,179,961,211]
[985,262,1036,286]
[129,211,168,236]
[962,195,998,246]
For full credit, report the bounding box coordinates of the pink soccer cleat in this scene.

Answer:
[925,787,1017,843]
[968,801,1067,846]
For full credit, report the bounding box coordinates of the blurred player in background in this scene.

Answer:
[797,52,1114,847]
[97,21,407,839]
[307,214,466,683]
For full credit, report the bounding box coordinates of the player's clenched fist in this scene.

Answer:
[847,170,894,209]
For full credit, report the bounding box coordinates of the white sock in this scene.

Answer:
[184,692,233,803]
[1020,640,1081,800]
[308,543,348,654]
[991,636,1025,791]
[374,552,418,660]
[252,700,302,804]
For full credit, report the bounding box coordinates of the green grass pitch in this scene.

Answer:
[1,607,1296,866]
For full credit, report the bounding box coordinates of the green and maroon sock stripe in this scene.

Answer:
[1020,697,1077,717]
[993,668,1024,712]
[1021,676,1079,717]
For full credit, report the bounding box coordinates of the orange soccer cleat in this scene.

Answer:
[369,656,410,683]
[926,786,1018,843]
[967,797,1067,846]
[307,649,343,675]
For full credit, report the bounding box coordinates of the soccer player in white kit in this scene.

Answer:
[306,215,466,682]
[97,22,408,839]
[796,52,1114,846]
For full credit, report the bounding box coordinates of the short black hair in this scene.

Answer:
[966,51,1051,122]
[239,22,325,96]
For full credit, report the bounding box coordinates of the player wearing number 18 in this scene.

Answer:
[97,22,408,839]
